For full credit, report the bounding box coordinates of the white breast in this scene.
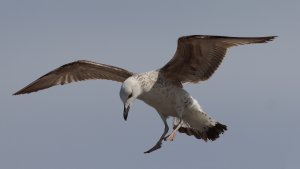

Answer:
[134,70,191,117]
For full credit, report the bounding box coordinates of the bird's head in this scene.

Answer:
[119,77,141,121]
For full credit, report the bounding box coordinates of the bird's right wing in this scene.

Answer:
[14,60,134,95]
[160,35,276,84]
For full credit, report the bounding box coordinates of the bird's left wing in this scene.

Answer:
[160,35,276,84]
[14,60,134,95]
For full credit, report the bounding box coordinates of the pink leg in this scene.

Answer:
[164,119,183,141]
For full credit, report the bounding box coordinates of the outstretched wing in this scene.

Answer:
[14,60,134,95]
[160,35,276,84]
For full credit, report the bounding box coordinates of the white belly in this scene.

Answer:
[138,85,190,117]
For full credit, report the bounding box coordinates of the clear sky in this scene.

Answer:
[1,0,299,168]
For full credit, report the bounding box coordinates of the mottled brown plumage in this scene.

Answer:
[176,122,227,141]
[14,60,133,95]
[160,35,276,85]
[13,35,276,153]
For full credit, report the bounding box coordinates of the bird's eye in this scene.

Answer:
[128,93,133,98]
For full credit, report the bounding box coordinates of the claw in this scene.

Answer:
[164,132,176,141]
[164,119,182,141]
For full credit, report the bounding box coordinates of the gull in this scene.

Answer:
[14,35,276,153]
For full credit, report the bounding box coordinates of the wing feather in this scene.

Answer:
[160,35,276,84]
[14,60,134,95]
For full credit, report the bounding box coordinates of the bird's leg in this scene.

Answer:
[164,118,182,141]
[144,114,169,154]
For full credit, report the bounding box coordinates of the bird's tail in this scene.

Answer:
[173,116,227,141]
[173,97,227,141]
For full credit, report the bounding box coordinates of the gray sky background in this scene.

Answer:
[1,0,299,169]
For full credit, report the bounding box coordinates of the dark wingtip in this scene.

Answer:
[264,36,277,42]
[13,90,22,95]
[13,89,32,95]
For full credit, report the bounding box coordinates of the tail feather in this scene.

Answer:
[177,127,203,139]
[175,122,227,141]
[172,98,228,141]
[206,122,227,141]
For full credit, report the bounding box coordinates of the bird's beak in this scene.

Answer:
[123,104,130,121]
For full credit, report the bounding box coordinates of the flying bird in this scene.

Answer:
[14,35,276,153]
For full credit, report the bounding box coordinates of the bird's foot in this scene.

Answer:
[164,132,176,141]
[144,141,162,154]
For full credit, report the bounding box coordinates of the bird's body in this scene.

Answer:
[14,35,276,153]
[125,70,225,150]
[133,71,184,117]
